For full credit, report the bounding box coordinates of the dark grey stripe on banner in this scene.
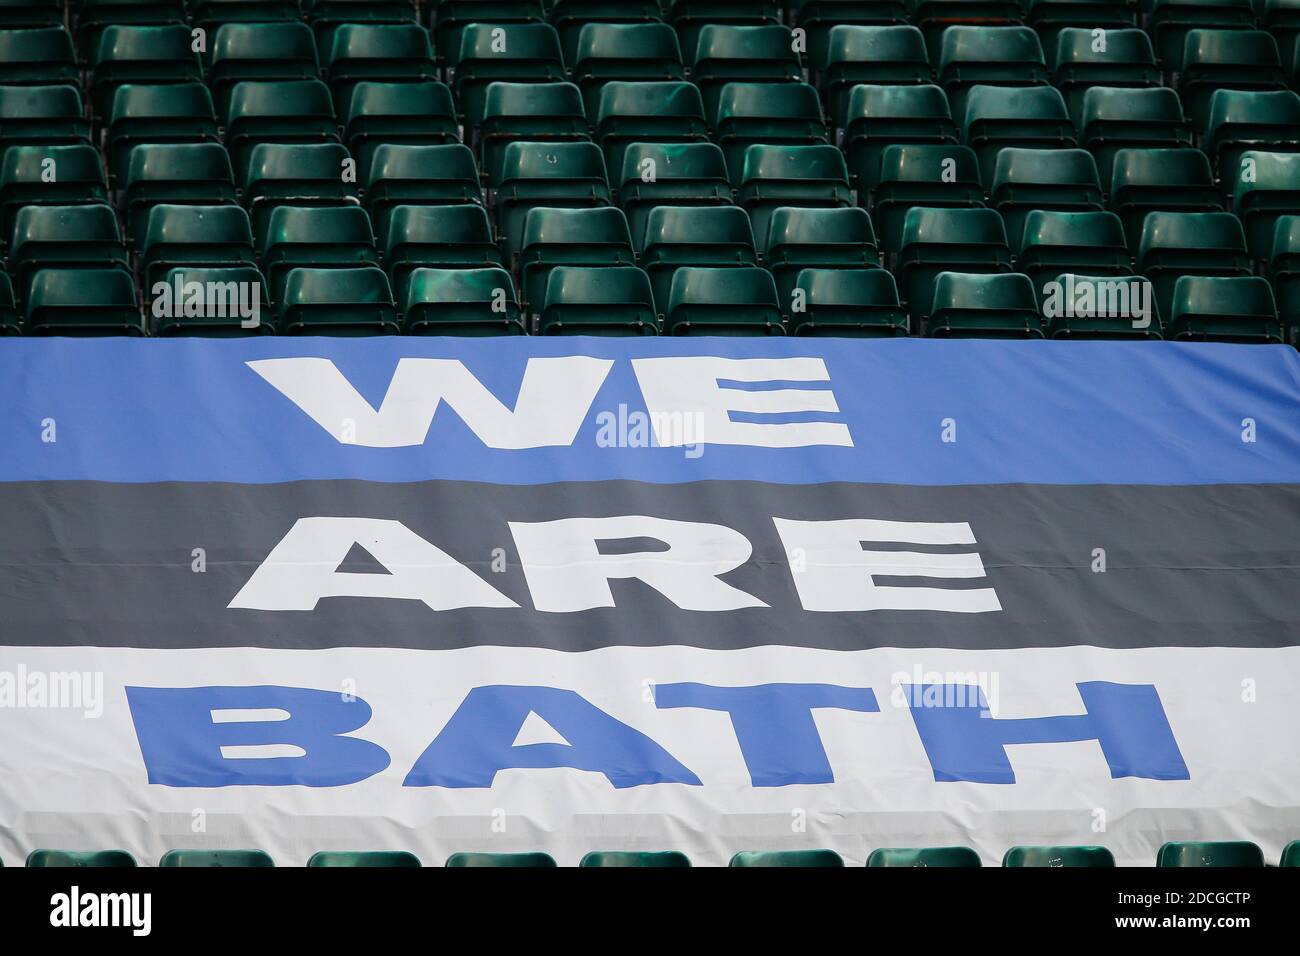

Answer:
[1,480,1297,651]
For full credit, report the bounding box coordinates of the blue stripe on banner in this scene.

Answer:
[1,337,1298,486]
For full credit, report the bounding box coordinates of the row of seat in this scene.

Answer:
[16,839,1300,867]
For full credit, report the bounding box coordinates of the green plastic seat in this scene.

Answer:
[962,85,1076,187]
[763,206,879,308]
[896,206,1013,323]
[1233,151,1300,260]
[383,204,501,296]
[571,22,685,119]
[445,852,558,867]
[26,849,138,867]
[1281,840,1300,866]
[76,0,189,56]
[1268,215,1300,344]
[363,143,482,241]
[1108,148,1223,253]
[304,0,417,31]
[1017,210,1132,297]
[1043,273,1161,338]
[728,849,842,867]
[279,265,398,335]
[1167,274,1283,342]
[307,851,421,867]
[549,0,664,66]
[1052,28,1160,128]
[938,26,1050,123]
[257,204,378,300]
[403,266,525,335]
[159,849,275,866]
[1137,210,1252,319]
[1079,86,1192,186]
[667,0,783,64]
[106,83,219,180]
[990,147,1103,248]
[667,265,785,335]
[541,265,658,335]
[9,204,130,301]
[690,24,802,120]
[242,142,358,237]
[0,145,109,243]
[1203,89,1300,179]
[122,142,237,247]
[453,22,565,132]
[639,204,758,312]
[817,25,931,128]
[90,25,202,120]
[594,80,710,184]
[617,142,732,251]
[910,0,1024,60]
[872,143,984,257]
[0,27,77,86]
[518,205,635,311]
[866,846,982,866]
[0,273,19,334]
[1002,845,1117,867]
[1156,840,1266,867]
[225,79,340,178]
[0,85,90,156]
[479,81,590,187]
[191,0,305,33]
[207,22,320,112]
[495,140,610,259]
[25,268,145,336]
[844,84,958,191]
[714,83,829,187]
[323,23,436,111]
[1179,30,1287,129]
[152,266,273,336]
[1149,0,1256,71]
[1030,0,1137,61]
[736,144,851,254]
[791,267,909,336]
[579,851,691,867]
[343,81,458,183]
[432,0,546,67]
[927,271,1044,337]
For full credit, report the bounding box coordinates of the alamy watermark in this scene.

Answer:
[595,403,706,459]
[0,664,103,717]
[1041,275,1152,329]
[151,271,262,329]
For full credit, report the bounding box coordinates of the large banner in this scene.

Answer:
[1,337,1298,866]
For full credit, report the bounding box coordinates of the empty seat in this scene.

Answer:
[640,204,758,312]
[432,0,546,67]
[1269,215,1300,343]
[1137,210,1252,319]
[1149,0,1255,70]
[495,140,610,259]
[990,147,1103,247]
[1043,272,1161,338]
[322,24,436,111]
[690,24,802,119]
[1017,210,1131,296]
[306,851,421,866]
[402,266,525,335]
[1156,840,1266,866]
[713,83,829,187]
[1233,151,1300,260]
[26,850,138,866]
[938,26,1049,122]
[817,25,931,128]
[122,142,238,247]
[541,265,658,335]
[0,85,90,156]
[191,0,305,32]
[278,265,398,335]
[549,0,665,66]
[159,850,275,866]
[242,142,358,236]
[1166,274,1283,342]
[763,206,880,309]
[343,81,457,185]
[1079,86,1192,185]
[383,205,501,296]
[667,265,784,334]
[224,79,340,177]
[866,846,982,866]
[1051,28,1160,128]
[257,204,378,300]
[77,0,189,57]
[0,27,77,86]
[9,204,129,301]
[25,268,144,336]
[106,84,219,180]
[152,265,272,335]
[207,22,321,111]
[518,205,635,311]
[618,142,733,250]
[478,82,589,187]
[90,25,203,120]
[1179,30,1288,129]
[1281,840,1300,867]
[1108,148,1223,253]
[962,85,1076,187]
[736,144,852,254]
[594,81,710,181]
[571,22,685,119]
[363,143,482,240]
[728,850,843,867]
[895,206,1013,323]
[452,23,565,132]
[1029,0,1136,58]
[927,271,1044,337]
[0,145,110,244]
[443,852,559,868]
[872,143,984,256]
[791,267,909,335]
[579,851,691,867]
[303,0,418,31]
[667,1,782,62]
[1203,89,1300,179]
[844,84,959,191]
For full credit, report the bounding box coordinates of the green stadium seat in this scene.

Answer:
[895,205,1013,323]
[1203,89,1300,179]
[736,144,852,254]
[432,1,546,68]
[382,205,502,297]
[594,81,710,183]
[549,0,665,66]
[938,26,1050,124]
[0,27,77,86]
[1051,28,1161,128]
[1002,845,1116,867]
[1232,151,1300,260]
[518,205,635,311]
[479,81,590,187]
[791,267,909,336]
[866,846,982,866]
[1166,274,1284,342]
[763,206,880,308]
[257,204,379,300]
[1179,30,1288,129]
[159,849,275,866]
[639,204,758,312]
[1043,273,1161,338]
[910,0,1024,61]
[579,851,692,867]
[667,1,782,66]
[321,22,435,103]
[76,0,188,58]
[1108,148,1223,253]
[1269,215,1300,343]
[1282,840,1300,866]
[690,24,803,120]
[666,265,785,335]
[0,273,19,334]
[0,85,90,155]
[714,83,829,187]
[152,266,273,336]
[363,143,482,240]
[26,850,138,867]
[445,852,558,867]
[990,147,1103,248]
[844,84,958,191]
[927,271,1044,337]
[307,851,421,866]
[962,85,1076,188]
[0,145,109,245]
[402,266,525,335]
[343,81,459,183]
[1149,0,1255,70]
[817,25,932,129]
[1263,0,1300,69]
[872,143,984,257]
[1156,840,1266,866]
[207,22,321,112]
[1017,210,1132,296]
[1079,86,1192,186]
[9,204,130,302]
[452,23,566,132]
[225,79,340,177]
[1029,0,1137,60]
[123,142,237,247]
[495,140,610,260]
[304,0,417,32]
[25,268,145,336]
[1137,210,1252,319]
[106,84,219,181]
[192,0,305,33]
[90,25,203,120]
[242,142,358,237]
[278,265,399,335]
[541,265,658,334]
[791,0,910,68]
[728,849,843,866]
[618,143,733,250]
[571,22,685,119]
